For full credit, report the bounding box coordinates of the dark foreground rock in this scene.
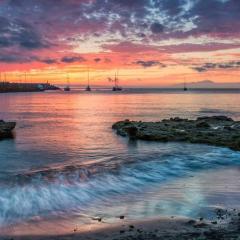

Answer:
[112,116,240,151]
[0,120,16,140]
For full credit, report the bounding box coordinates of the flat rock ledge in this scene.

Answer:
[112,116,240,151]
[0,120,16,140]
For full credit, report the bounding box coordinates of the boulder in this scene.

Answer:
[0,121,16,140]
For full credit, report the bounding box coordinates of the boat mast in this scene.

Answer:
[183,77,187,91]
[114,72,116,88]
[115,70,119,88]
[88,69,90,87]
[67,73,70,87]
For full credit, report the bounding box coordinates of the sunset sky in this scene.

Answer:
[0,0,240,87]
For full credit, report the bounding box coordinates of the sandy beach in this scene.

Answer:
[1,212,240,240]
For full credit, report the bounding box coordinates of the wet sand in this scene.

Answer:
[1,168,240,239]
[1,213,239,240]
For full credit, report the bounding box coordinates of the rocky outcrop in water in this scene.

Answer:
[112,116,240,151]
[0,120,16,140]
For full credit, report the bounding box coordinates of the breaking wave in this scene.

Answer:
[0,143,240,226]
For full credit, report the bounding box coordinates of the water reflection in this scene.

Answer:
[0,91,240,233]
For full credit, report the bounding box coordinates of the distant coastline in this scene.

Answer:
[1,83,240,94]
[57,86,240,94]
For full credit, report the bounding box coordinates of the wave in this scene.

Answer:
[0,143,240,226]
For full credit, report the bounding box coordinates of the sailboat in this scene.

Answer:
[112,72,122,91]
[85,69,91,91]
[64,74,70,91]
[183,80,188,91]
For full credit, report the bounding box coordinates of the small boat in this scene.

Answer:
[85,85,91,91]
[112,86,122,91]
[183,80,188,91]
[85,70,91,91]
[64,86,70,91]
[112,72,122,91]
[64,74,71,91]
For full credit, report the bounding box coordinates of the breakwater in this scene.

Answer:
[0,82,59,93]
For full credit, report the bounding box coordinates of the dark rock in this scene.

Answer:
[112,116,240,151]
[124,126,138,139]
[170,117,185,122]
[119,215,125,219]
[186,219,196,225]
[196,121,210,128]
[194,222,208,228]
[224,125,233,130]
[0,121,16,140]
[197,116,233,121]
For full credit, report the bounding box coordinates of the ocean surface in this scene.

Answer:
[0,89,240,235]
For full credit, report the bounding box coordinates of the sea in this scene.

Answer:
[0,88,240,235]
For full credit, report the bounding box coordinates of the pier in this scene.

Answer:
[0,82,60,93]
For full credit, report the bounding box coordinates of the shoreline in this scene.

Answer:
[1,212,239,240]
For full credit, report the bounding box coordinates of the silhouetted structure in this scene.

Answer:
[64,74,71,91]
[0,82,60,93]
[85,70,91,91]
[183,81,188,91]
[112,72,122,91]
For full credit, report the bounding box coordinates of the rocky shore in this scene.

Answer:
[0,120,16,140]
[112,116,240,151]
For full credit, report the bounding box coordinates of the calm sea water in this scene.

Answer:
[0,89,240,234]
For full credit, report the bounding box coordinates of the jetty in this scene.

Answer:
[0,82,60,93]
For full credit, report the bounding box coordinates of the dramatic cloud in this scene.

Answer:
[0,54,58,64]
[40,58,58,64]
[0,54,36,63]
[1,0,240,53]
[0,0,239,84]
[134,60,166,68]
[0,54,84,65]
[189,0,240,35]
[102,41,158,53]
[94,58,101,63]
[193,61,240,72]
[61,56,86,63]
[157,0,184,15]
[0,16,47,49]
[150,22,164,34]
